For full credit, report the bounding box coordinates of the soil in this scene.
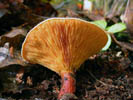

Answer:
[0,1,133,100]
[0,49,133,100]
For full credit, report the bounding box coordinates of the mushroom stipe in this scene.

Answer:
[21,18,108,99]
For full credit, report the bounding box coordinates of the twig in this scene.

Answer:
[111,34,133,51]
[88,71,116,88]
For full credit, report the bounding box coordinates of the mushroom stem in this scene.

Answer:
[58,71,76,99]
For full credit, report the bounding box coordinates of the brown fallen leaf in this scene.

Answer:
[0,42,28,68]
[0,27,27,49]
[79,11,105,21]
[106,0,126,19]
[121,0,133,37]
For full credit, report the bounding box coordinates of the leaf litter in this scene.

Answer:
[0,0,133,100]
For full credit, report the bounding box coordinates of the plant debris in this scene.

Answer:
[0,0,133,100]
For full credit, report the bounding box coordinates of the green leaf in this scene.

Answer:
[106,26,111,31]
[88,0,95,2]
[92,20,107,29]
[117,32,128,38]
[41,0,49,3]
[107,23,126,33]
[102,34,112,51]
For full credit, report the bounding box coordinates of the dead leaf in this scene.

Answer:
[0,27,27,49]
[80,11,105,20]
[122,0,133,37]
[0,42,28,68]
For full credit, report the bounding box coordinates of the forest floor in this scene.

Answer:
[0,0,133,100]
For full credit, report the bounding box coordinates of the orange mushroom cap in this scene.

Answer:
[21,18,108,75]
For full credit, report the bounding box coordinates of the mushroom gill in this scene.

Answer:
[21,18,108,99]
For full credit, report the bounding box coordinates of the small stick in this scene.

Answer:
[111,34,133,51]
[88,71,116,88]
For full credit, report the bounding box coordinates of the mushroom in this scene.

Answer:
[21,18,108,99]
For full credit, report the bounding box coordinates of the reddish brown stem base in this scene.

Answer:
[58,72,76,99]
